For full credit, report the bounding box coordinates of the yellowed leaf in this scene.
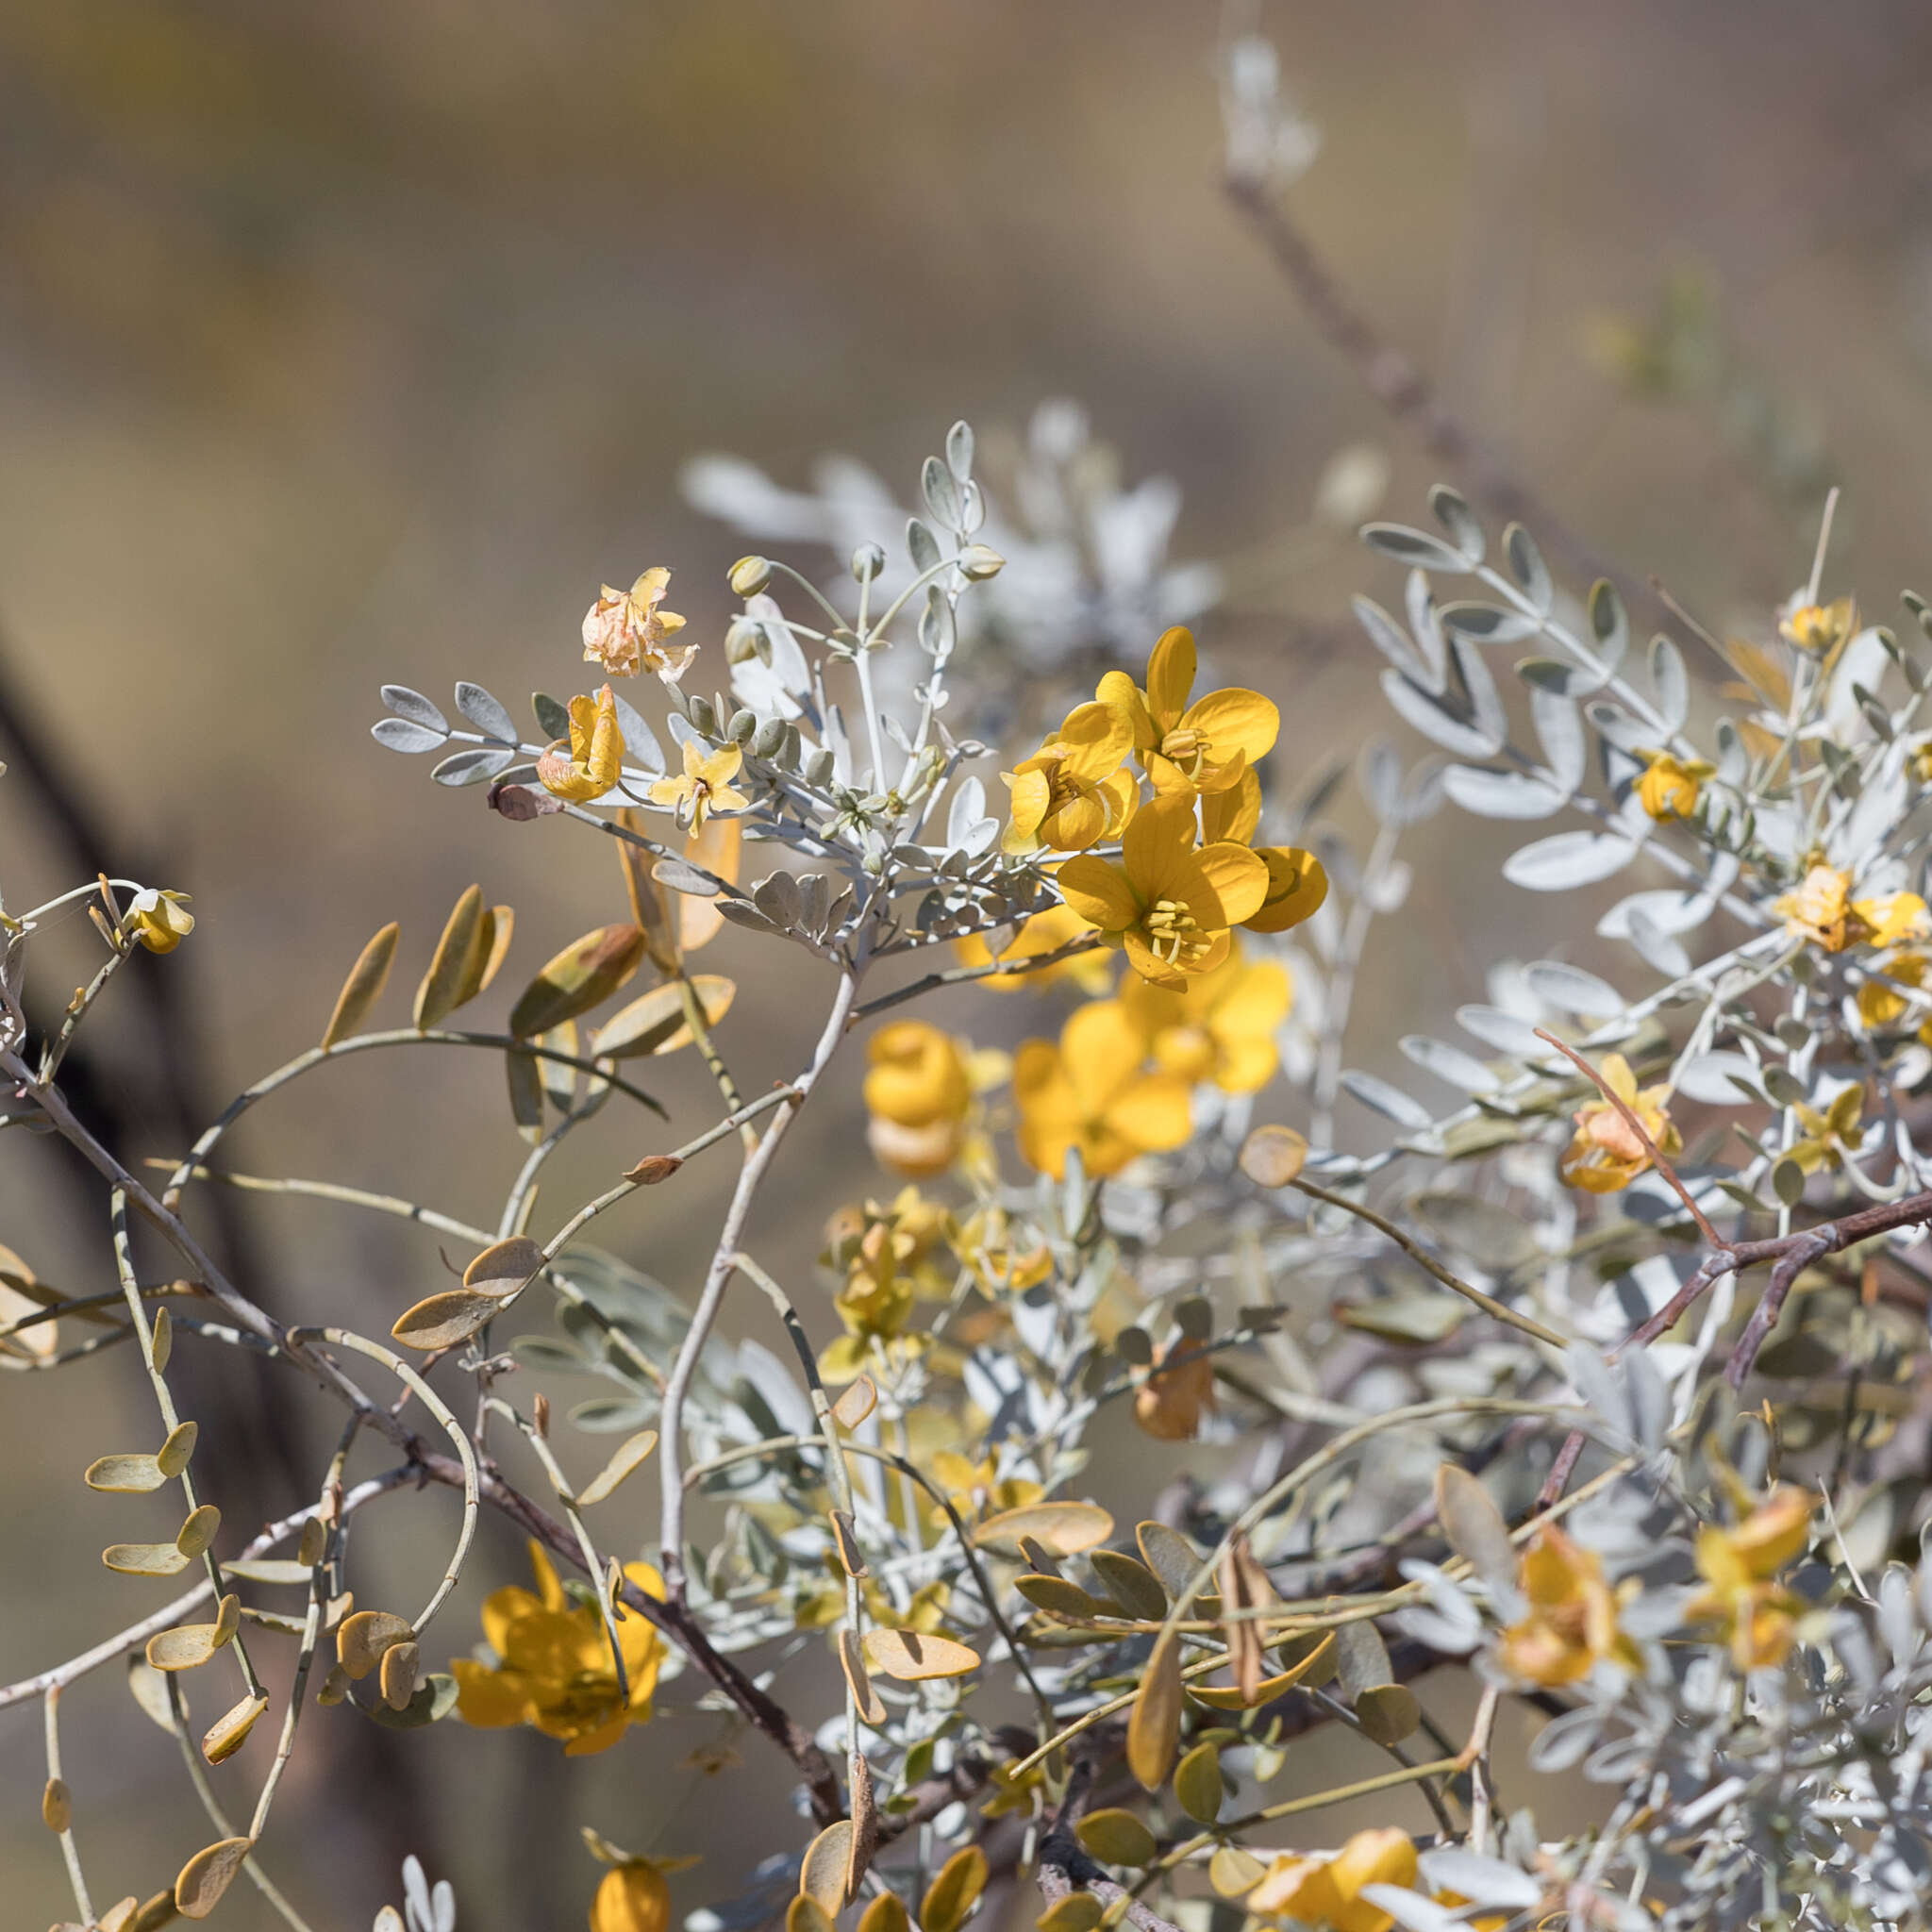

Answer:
[158,1421,198,1479]
[463,1235,545,1295]
[202,1691,269,1765]
[1037,1897,1105,1932]
[391,1287,509,1351]
[337,1608,414,1681]
[678,818,741,952]
[506,1044,544,1144]
[845,1751,877,1899]
[1188,1630,1335,1709]
[150,1305,173,1373]
[175,1837,255,1919]
[175,1505,221,1558]
[858,1891,909,1932]
[1208,1846,1267,1897]
[593,974,736,1058]
[1174,1740,1223,1824]
[575,1429,659,1507]
[1126,1627,1181,1790]
[829,1509,868,1579]
[42,1775,71,1832]
[321,922,400,1048]
[972,1499,1114,1557]
[458,905,515,1007]
[1075,1809,1157,1867]
[1014,1574,1109,1620]
[798,1820,855,1913]
[508,924,647,1038]
[86,1452,167,1493]
[830,1375,877,1430]
[839,1629,886,1725]
[1238,1124,1307,1189]
[861,1628,980,1681]
[921,1846,987,1932]
[379,1640,421,1710]
[414,885,484,1030]
[787,1898,833,1932]
[103,1541,191,1578]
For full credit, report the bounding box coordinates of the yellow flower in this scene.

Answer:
[1058,794,1268,989]
[822,1189,955,1351]
[1248,1827,1418,1932]
[864,1021,974,1176]
[1774,864,1930,953]
[539,686,625,803]
[1098,626,1279,795]
[1786,1083,1865,1174]
[1133,1337,1217,1442]
[125,889,194,954]
[1245,845,1328,935]
[953,906,1114,995]
[647,740,749,833]
[1635,748,1715,820]
[1119,939,1291,1092]
[1686,1486,1811,1672]
[1001,701,1138,856]
[450,1541,667,1756]
[1778,594,1855,657]
[590,1863,670,1932]
[1557,1054,1680,1194]
[1857,952,1929,1031]
[927,1450,1043,1527]
[947,1204,1053,1296]
[980,1755,1049,1821]
[1496,1527,1641,1687]
[583,567,693,678]
[1012,999,1193,1178]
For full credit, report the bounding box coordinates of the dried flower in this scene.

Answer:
[539,687,625,804]
[583,568,693,678]
[1557,1054,1680,1193]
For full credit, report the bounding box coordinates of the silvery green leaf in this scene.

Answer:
[1439,600,1540,644]
[455,682,518,742]
[431,746,514,787]
[753,871,802,927]
[652,859,720,897]
[1589,576,1628,668]
[1361,858,1411,912]
[716,899,782,938]
[1411,1191,1536,1269]
[1526,1705,1601,1772]
[1453,636,1507,752]
[1827,625,1891,740]
[1340,1070,1434,1129]
[1361,522,1469,572]
[1714,716,1748,785]
[1567,1342,1629,1439]
[1416,1853,1542,1910]
[1675,1052,1762,1105]
[1359,739,1402,821]
[1455,1004,1548,1058]
[610,690,664,773]
[945,778,998,856]
[1598,885,1716,940]
[1427,483,1485,563]
[569,1394,657,1433]
[1649,635,1689,731]
[907,517,941,574]
[1357,1889,1460,1932]
[919,587,956,658]
[1441,765,1567,819]
[945,419,974,480]
[1586,700,1650,754]
[1503,830,1641,891]
[665,711,703,754]
[1403,569,1448,685]
[958,477,985,535]
[1504,522,1552,610]
[373,717,446,754]
[1622,1343,1670,1450]
[1398,1035,1500,1092]
[1333,1619,1394,1700]
[383,685,449,733]
[1380,670,1496,758]
[1515,656,1603,697]
[1622,905,1690,976]
[1531,688,1586,794]
[533,691,571,741]
[1523,959,1622,1016]
[1834,754,1907,868]
[1355,594,1439,691]
[1398,758,1448,824]
[882,712,913,752]
[921,455,963,529]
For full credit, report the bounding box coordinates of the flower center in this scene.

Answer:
[1143,896,1212,966]
[1158,727,1208,773]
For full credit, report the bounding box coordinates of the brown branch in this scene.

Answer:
[1224,173,1658,626]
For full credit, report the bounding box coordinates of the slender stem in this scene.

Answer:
[44,1688,93,1927]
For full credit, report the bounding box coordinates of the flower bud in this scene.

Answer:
[724,616,769,665]
[804,747,837,786]
[728,555,773,596]
[958,543,1005,581]
[850,542,887,584]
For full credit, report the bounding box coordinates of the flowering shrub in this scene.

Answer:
[16,54,1932,1932]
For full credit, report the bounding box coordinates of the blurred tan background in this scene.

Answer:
[7,0,1932,1924]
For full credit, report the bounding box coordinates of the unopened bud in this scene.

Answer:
[728,555,773,596]
[624,1155,685,1186]
[532,1391,550,1438]
[850,542,887,584]
[724,616,768,665]
[958,543,1005,580]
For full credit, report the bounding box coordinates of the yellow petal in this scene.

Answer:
[1181,687,1280,764]
[1058,856,1141,934]
[1145,627,1196,729]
